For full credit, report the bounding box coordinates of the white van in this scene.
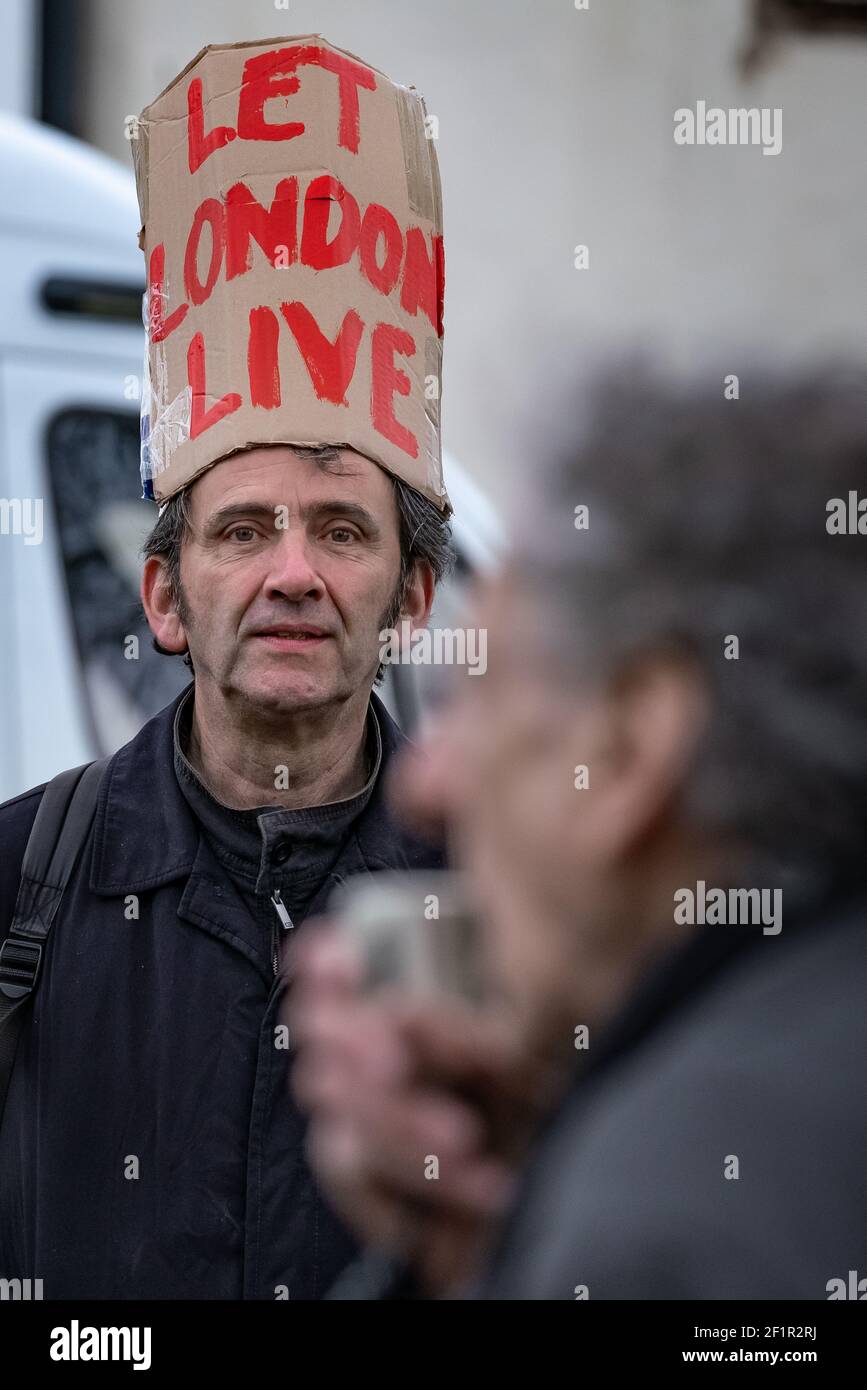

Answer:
[0,114,501,803]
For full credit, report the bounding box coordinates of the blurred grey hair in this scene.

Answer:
[513,364,867,888]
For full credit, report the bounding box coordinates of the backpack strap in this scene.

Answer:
[0,757,109,1122]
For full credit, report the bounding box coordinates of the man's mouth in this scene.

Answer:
[252,626,332,650]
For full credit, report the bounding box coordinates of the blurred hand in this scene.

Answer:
[284,923,561,1296]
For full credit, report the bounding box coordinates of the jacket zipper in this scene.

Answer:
[270,888,295,975]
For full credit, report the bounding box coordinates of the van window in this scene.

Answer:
[47,408,189,754]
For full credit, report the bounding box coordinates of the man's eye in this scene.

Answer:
[227,526,258,543]
[327,527,357,544]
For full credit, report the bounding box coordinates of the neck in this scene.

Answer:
[185,681,372,811]
[564,832,740,1036]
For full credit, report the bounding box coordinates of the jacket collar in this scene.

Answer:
[89,682,431,897]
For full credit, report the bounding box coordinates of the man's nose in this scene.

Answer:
[264,530,324,601]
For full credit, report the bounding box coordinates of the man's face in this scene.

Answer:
[395,563,706,1055]
[173,446,403,715]
[395,566,606,1052]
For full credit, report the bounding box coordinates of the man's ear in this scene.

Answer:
[572,653,709,864]
[399,559,436,631]
[141,556,188,655]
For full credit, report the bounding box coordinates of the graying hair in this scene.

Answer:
[141,445,454,680]
[515,365,867,889]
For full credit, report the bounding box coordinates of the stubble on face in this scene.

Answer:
[170,447,406,721]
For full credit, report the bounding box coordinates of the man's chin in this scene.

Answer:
[242,680,339,716]
[228,661,355,717]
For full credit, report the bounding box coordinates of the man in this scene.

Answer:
[289,367,867,1299]
[0,439,452,1298]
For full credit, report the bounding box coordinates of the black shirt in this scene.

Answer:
[172,683,382,966]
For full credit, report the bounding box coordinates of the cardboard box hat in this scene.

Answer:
[131,35,448,511]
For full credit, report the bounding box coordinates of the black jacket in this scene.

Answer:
[0,687,443,1299]
[473,889,867,1299]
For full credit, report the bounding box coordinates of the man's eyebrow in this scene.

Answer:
[301,500,381,538]
[202,502,277,538]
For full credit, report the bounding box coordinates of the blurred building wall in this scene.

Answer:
[0,0,38,117]
[76,0,867,506]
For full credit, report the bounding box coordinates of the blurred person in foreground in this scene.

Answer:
[287,366,867,1299]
